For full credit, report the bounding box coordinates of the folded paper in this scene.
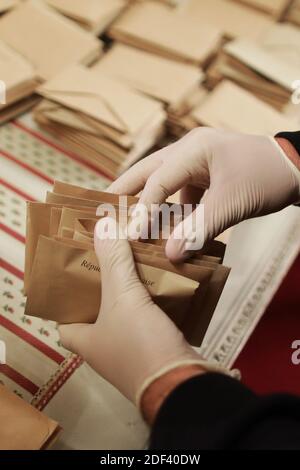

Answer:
[0,384,60,450]
[0,0,102,80]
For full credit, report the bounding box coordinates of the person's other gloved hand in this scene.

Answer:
[108,128,300,262]
[58,218,205,405]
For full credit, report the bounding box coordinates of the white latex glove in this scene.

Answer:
[108,128,300,262]
[58,218,210,405]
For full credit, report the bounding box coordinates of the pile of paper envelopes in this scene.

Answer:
[34,64,166,178]
[0,0,102,81]
[207,24,300,111]
[0,40,39,124]
[109,1,222,66]
[24,181,231,347]
[165,80,298,137]
[92,43,204,126]
[45,0,128,35]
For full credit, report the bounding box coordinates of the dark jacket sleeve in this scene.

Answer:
[149,373,300,450]
[276,131,300,157]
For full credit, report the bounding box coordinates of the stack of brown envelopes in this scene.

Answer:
[207,24,300,111]
[285,0,300,24]
[45,0,128,35]
[92,43,204,131]
[24,181,231,347]
[0,384,60,450]
[0,0,102,81]
[169,81,299,136]
[0,40,39,124]
[109,1,222,66]
[33,64,166,178]
[230,0,293,18]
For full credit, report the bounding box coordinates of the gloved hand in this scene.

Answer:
[108,128,300,262]
[58,218,206,405]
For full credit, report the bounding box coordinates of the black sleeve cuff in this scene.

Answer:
[149,373,300,450]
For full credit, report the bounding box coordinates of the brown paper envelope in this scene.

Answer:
[208,56,290,111]
[224,39,299,92]
[25,236,209,330]
[50,236,229,345]
[24,201,96,293]
[192,80,298,134]
[183,264,231,345]
[34,100,134,149]
[0,0,102,81]
[92,43,204,108]
[24,202,53,294]
[0,384,60,450]
[34,116,124,177]
[109,1,222,65]
[37,64,164,135]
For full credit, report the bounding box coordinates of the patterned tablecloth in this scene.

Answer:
[1,113,300,449]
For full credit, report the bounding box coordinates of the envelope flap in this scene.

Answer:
[38,64,163,134]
